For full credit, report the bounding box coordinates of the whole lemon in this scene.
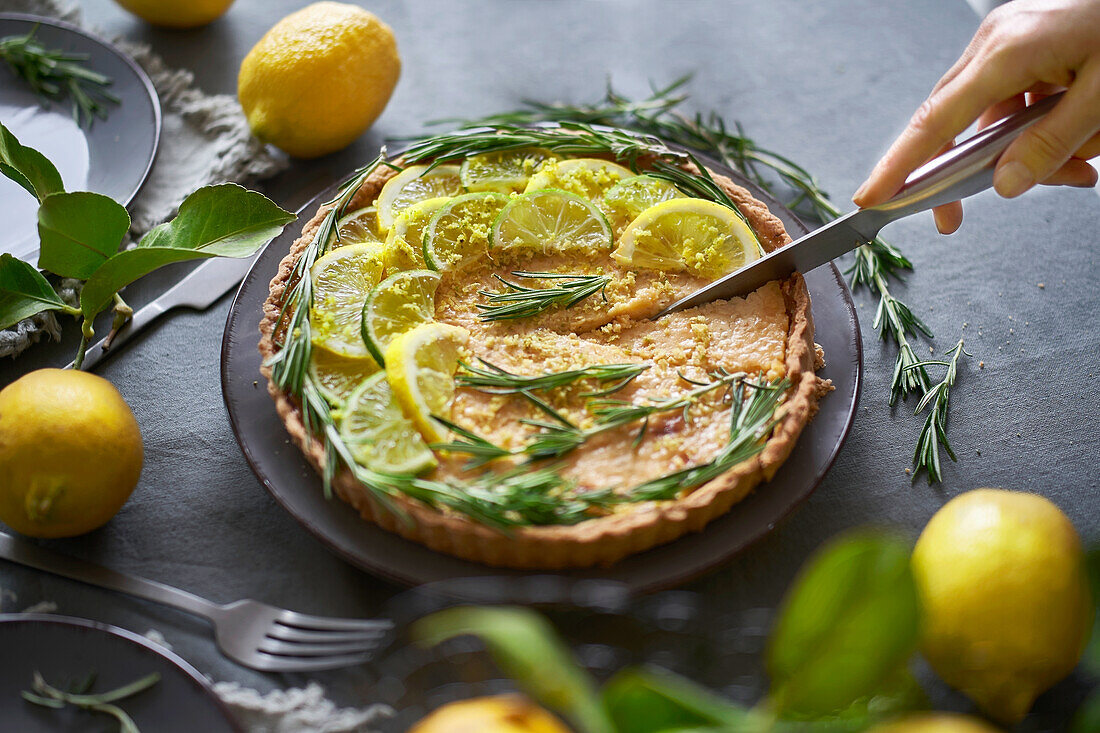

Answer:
[0,369,143,538]
[111,0,235,29]
[868,712,1002,732]
[408,695,571,733]
[912,489,1092,724]
[238,2,400,158]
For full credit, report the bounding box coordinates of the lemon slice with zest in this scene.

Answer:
[491,189,612,255]
[334,206,384,247]
[423,192,509,272]
[361,269,441,365]
[385,322,469,443]
[339,372,437,474]
[375,164,464,232]
[308,344,379,406]
[614,198,762,280]
[383,197,451,272]
[523,157,634,201]
[309,242,386,357]
[460,148,559,193]
[603,175,685,226]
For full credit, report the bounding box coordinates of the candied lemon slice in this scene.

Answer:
[361,269,441,365]
[603,175,684,228]
[334,206,384,247]
[423,192,509,272]
[340,372,436,474]
[383,197,451,272]
[491,189,612,255]
[375,164,464,231]
[523,157,633,201]
[614,198,762,279]
[309,242,386,357]
[385,322,469,443]
[460,148,559,193]
[308,344,379,406]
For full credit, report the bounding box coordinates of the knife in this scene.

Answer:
[70,253,258,371]
[655,92,1064,318]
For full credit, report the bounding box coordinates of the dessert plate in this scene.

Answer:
[0,614,239,731]
[221,164,862,593]
[0,14,161,262]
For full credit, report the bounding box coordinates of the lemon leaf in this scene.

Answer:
[37,192,130,279]
[0,122,62,202]
[766,531,920,718]
[0,253,71,330]
[80,184,294,320]
[602,666,750,733]
[413,606,615,733]
[1083,546,1100,676]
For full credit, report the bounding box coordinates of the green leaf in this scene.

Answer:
[1083,546,1100,676]
[79,184,295,320]
[766,531,921,718]
[602,666,750,733]
[412,606,615,733]
[37,192,130,278]
[1071,688,1100,733]
[0,122,63,201]
[0,253,71,329]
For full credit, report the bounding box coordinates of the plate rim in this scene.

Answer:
[0,612,242,731]
[221,153,863,592]
[0,12,162,208]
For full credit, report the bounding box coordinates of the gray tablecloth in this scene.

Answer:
[2,0,1098,729]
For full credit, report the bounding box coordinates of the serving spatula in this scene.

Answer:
[655,92,1064,318]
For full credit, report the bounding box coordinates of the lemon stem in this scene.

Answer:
[104,293,133,350]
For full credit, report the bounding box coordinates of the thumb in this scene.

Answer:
[993,66,1100,199]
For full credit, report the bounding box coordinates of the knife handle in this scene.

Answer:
[863,91,1064,228]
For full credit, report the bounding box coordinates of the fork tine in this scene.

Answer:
[250,650,375,672]
[275,611,393,632]
[257,637,383,657]
[266,625,388,644]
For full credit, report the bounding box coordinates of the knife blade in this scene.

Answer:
[653,91,1063,319]
[70,254,258,371]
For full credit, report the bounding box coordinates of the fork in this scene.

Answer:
[0,531,392,672]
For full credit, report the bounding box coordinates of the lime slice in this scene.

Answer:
[309,242,386,357]
[613,198,762,279]
[603,175,684,226]
[523,157,634,201]
[491,189,612,255]
[361,269,441,365]
[375,164,464,232]
[385,322,468,443]
[423,192,509,272]
[460,148,558,193]
[383,197,451,272]
[339,372,437,474]
[334,206,384,247]
[308,344,379,406]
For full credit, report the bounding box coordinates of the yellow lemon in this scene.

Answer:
[238,2,400,158]
[111,0,234,28]
[868,712,1002,733]
[409,695,571,733]
[0,369,143,538]
[912,489,1092,724]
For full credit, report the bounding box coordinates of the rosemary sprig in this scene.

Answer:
[430,416,513,469]
[0,26,119,126]
[457,358,650,396]
[907,339,968,484]
[477,271,610,321]
[22,670,160,732]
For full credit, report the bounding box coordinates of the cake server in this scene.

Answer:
[655,91,1064,318]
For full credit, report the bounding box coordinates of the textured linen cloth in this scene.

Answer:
[0,0,287,359]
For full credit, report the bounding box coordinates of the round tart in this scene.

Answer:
[260,138,831,569]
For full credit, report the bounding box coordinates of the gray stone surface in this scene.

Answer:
[1,0,1097,728]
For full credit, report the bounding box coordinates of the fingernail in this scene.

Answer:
[993,161,1034,198]
[852,181,870,204]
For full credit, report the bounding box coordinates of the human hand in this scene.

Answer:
[852,0,1100,234]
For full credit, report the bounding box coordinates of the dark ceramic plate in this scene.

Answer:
[0,14,161,262]
[220,164,862,593]
[0,614,240,731]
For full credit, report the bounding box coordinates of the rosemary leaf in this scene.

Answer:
[456,358,650,395]
[908,339,968,484]
[477,271,610,321]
